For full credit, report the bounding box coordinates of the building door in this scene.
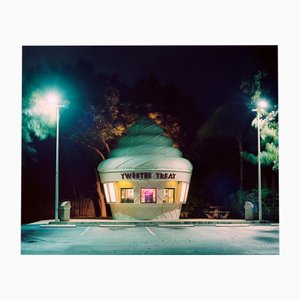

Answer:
[164,188,175,203]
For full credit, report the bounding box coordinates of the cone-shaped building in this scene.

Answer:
[98,116,193,220]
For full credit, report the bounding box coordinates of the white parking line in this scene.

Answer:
[145,226,156,236]
[158,224,194,227]
[215,224,250,227]
[80,227,91,235]
[40,224,76,228]
[99,224,136,227]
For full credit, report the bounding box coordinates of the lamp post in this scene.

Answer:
[253,99,268,222]
[44,91,66,223]
[54,104,65,223]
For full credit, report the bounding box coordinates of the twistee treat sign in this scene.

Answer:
[121,172,176,180]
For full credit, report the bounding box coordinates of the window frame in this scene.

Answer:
[140,188,157,204]
[120,188,134,203]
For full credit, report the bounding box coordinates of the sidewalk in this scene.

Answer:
[29,218,271,226]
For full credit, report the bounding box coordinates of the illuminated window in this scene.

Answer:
[179,182,189,203]
[103,183,111,203]
[184,184,190,202]
[121,188,134,203]
[140,188,157,203]
[164,188,175,203]
[108,182,117,203]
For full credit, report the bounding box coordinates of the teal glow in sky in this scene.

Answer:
[23,90,69,141]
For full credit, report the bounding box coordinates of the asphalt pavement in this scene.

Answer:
[21,224,279,255]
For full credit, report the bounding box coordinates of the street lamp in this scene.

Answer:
[252,99,268,222]
[45,91,66,223]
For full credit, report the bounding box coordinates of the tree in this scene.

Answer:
[132,75,204,156]
[197,103,253,193]
[239,70,279,220]
[242,107,278,172]
[70,84,138,217]
[240,69,278,173]
[240,70,268,103]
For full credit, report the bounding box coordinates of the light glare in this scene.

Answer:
[29,91,62,124]
[45,91,60,105]
[108,182,117,203]
[103,183,111,203]
[179,182,187,203]
[257,99,268,109]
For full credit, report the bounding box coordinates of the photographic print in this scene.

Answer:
[21,45,279,255]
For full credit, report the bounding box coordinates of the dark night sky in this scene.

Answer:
[23,45,278,114]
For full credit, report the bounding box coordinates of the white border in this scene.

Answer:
[1,1,299,299]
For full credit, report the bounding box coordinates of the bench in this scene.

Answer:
[204,207,230,219]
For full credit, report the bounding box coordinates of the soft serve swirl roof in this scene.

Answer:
[98,116,193,173]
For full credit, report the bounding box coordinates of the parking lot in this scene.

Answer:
[21,224,279,255]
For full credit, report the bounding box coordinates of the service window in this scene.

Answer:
[164,188,175,203]
[179,182,189,203]
[121,188,134,203]
[104,182,117,203]
[140,188,157,203]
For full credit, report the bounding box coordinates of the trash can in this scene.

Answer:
[244,201,254,220]
[59,201,71,221]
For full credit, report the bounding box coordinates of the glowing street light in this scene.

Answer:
[257,99,268,110]
[252,99,268,222]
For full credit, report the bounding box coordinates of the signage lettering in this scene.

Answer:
[121,172,152,180]
[156,172,176,179]
[120,172,176,180]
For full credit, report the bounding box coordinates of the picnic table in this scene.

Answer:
[180,211,189,218]
[203,206,230,219]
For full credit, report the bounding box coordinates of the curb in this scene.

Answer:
[158,224,194,227]
[215,224,250,227]
[99,224,136,227]
[40,224,76,228]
